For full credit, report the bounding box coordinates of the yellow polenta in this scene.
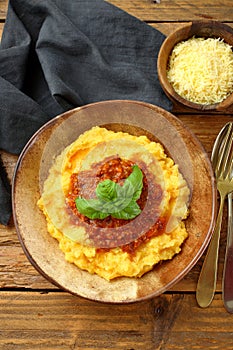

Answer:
[38,126,190,281]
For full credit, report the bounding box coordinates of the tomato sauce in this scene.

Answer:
[66,157,166,252]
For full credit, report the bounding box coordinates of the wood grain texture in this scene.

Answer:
[0,22,3,37]
[0,291,233,350]
[107,0,233,22]
[0,0,7,20]
[1,0,233,22]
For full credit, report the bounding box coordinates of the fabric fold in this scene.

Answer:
[0,0,171,225]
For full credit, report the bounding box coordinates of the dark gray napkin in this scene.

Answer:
[0,0,171,225]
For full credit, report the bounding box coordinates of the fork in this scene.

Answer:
[196,122,233,308]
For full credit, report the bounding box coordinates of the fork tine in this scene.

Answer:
[221,125,233,178]
[212,123,230,173]
[224,132,233,179]
[215,123,233,178]
[212,128,225,170]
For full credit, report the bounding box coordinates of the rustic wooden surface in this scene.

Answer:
[0,0,233,349]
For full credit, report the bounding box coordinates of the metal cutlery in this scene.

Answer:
[223,191,233,312]
[196,122,233,308]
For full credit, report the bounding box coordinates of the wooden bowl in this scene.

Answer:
[12,100,216,303]
[157,20,233,111]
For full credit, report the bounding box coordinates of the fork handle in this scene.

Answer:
[196,193,225,308]
[223,192,233,313]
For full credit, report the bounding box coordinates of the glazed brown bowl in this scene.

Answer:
[157,20,233,111]
[12,100,216,303]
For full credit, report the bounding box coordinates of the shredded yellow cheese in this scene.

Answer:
[167,37,233,104]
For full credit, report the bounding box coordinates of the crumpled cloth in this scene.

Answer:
[0,0,171,225]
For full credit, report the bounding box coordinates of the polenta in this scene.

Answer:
[38,126,190,280]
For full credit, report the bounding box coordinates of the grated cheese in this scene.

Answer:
[167,37,233,105]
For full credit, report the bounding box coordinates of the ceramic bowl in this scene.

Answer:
[157,20,233,111]
[12,100,216,303]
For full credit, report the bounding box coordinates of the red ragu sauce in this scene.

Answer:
[66,157,167,254]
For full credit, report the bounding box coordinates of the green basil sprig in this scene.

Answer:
[75,165,143,220]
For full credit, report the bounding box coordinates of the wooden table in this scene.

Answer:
[0,1,233,349]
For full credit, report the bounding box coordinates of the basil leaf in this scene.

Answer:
[124,165,143,201]
[96,179,117,201]
[75,164,143,220]
[75,197,109,219]
[116,180,134,199]
[116,165,143,200]
[111,201,141,220]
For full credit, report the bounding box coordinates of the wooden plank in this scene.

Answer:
[0,243,55,289]
[0,22,3,38]
[1,1,233,23]
[0,0,7,20]
[150,22,233,36]
[1,20,232,44]
[2,3,231,42]
[107,0,233,22]
[0,291,232,349]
